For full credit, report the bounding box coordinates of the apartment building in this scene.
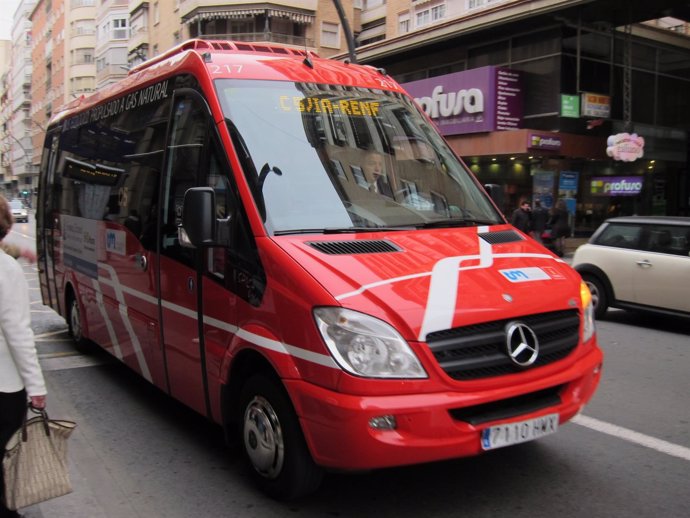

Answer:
[0,1,36,200]
[0,40,13,197]
[128,0,364,61]
[29,0,98,178]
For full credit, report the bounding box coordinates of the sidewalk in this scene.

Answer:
[564,237,588,256]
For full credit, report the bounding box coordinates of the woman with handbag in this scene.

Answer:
[0,195,47,518]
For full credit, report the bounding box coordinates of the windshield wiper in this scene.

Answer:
[274,226,404,236]
[416,218,497,229]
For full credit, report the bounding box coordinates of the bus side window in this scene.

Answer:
[202,132,265,304]
[161,95,209,267]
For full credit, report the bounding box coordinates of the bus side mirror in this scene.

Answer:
[180,187,216,248]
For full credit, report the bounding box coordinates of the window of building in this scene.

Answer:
[70,76,95,95]
[399,12,410,34]
[73,48,94,65]
[467,0,506,10]
[321,21,340,49]
[73,20,95,36]
[46,60,52,90]
[113,18,128,39]
[363,0,385,9]
[228,19,256,35]
[415,2,445,29]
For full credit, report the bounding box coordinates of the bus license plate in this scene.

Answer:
[481,414,559,451]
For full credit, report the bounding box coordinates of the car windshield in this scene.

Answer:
[215,79,502,235]
[10,200,24,210]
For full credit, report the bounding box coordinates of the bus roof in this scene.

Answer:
[50,39,404,126]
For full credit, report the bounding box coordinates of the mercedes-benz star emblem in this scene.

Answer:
[505,322,539,367]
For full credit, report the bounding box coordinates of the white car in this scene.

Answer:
[572,216,690,318]
[9,199,29,223]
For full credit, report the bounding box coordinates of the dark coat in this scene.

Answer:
[549,207,570,238]
[511,208,531,233]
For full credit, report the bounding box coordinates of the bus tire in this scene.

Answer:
[239,374,323,500]
[67,293,92,353]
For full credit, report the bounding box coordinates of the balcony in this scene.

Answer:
[204,32,314,47]
[180,0,318,19]
[361,4,386,25]
[129,25,149,51]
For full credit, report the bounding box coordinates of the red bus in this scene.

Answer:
[37,39,602,499]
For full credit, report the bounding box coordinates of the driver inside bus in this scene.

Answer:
[361,147,393,197]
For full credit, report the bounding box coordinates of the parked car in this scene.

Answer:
[9,199,28,223]
[572,216,690,318]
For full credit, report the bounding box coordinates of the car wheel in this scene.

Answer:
[582,274,608,319]
[239,374,323,500]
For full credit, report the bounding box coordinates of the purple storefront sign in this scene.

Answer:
[402,66,523,135]
[528,133,562,151]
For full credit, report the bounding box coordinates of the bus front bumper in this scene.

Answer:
[286,347,603,471]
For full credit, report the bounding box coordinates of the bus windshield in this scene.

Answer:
[215,79,503,235]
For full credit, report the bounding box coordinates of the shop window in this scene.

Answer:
[656,75,690,127]
[468,40,509,68]
[657,48,690,80]
[579,59,611,97]
[512,29,561,63]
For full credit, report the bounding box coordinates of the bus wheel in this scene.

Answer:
[239,374,323,500]
[67,295,90,353]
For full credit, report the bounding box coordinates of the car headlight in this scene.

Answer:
[580,281,596,343]
[314,307,427,379]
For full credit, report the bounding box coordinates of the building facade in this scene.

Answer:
[0,39,13,198]
[347,0,690,233]
[10,0,690,231]
[96,0,129,87]
[0,1,38,201]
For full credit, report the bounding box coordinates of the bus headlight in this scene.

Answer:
[581,282,596,343]
[314,307,427,379]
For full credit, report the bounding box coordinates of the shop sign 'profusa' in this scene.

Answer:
[402,66,523,135]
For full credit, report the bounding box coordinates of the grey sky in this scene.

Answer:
[0,0,20,40]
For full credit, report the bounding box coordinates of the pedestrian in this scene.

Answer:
[0,242,36,263]
[548,199,570,257]
[510,198,532,234]
[0,195,47,518]
[531,200,549,244]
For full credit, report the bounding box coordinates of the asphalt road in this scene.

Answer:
[4,215,689,518]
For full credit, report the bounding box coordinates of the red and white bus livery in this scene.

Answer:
[36,40,603,498]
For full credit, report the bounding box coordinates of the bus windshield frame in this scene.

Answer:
[214,79,503,235]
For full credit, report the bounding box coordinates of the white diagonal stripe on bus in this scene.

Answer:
[98,264,152,381]
[96,262,334,369]
[236,328,338,369]
[92,278,124,360]
[418,227,494,341]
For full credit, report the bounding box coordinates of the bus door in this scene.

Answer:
[158,89,214,416]
[37,129,63,313]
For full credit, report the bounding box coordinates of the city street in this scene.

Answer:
[4,216,689,518]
